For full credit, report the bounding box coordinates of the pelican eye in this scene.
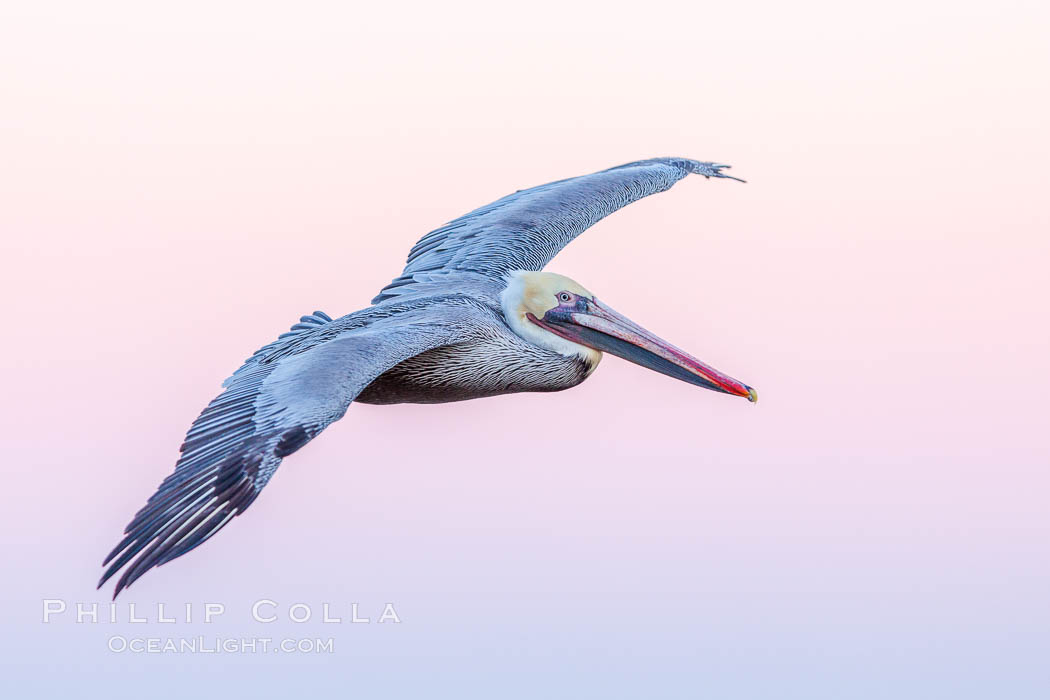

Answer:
[558,292,572,303]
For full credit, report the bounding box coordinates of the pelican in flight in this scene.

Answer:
[99,157,756,597]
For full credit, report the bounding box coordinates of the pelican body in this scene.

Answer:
[99,157,756,597]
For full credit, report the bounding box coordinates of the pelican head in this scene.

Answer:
[501,271,756,402]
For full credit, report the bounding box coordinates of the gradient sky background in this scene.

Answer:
[2,1,1048,697]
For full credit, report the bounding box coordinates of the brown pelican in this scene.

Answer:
[99,157,756,597]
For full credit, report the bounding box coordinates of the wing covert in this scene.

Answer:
[373,157,743,304]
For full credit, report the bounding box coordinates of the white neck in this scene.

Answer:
[500,272,601,363]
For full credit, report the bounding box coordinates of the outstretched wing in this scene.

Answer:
[99,297,484,597]
[373,157,743,304]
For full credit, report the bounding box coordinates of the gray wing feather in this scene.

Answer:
[373,158,743,304]
[99,297,483,597]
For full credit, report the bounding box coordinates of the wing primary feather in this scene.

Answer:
[100,296,482,596]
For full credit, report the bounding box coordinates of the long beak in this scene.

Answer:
[529,299,757,402]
